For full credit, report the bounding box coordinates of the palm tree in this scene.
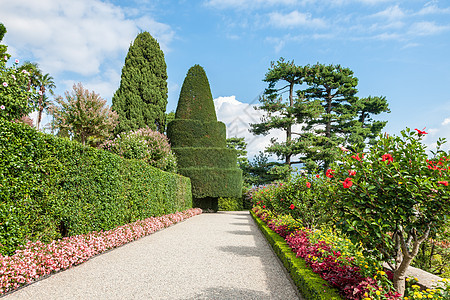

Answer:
[36,73,55,130]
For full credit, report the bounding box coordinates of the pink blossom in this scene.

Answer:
[0,105,5,110]
[38,91,43,95]
[15,59,19,64]
[2,82,7,87]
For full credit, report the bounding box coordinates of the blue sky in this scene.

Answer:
[1,0,449,157]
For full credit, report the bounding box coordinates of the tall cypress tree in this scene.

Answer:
[112,32,168,134]
[167,65,242,211]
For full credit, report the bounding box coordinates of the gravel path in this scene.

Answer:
[4,211,302,300]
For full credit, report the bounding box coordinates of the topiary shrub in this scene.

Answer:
[167,65,242,211]
[100,127,177,172]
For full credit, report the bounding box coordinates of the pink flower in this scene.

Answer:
[2,82,7,87]
[306,182,311,188]
[38,91,43,95]
[15,59,19,64]
[0,105,5,110]
[342,178,353,188]
[348,170,356,176]
[339,146,349,152]
[382,154,394,164]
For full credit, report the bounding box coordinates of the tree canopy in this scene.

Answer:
[112,32,168,134]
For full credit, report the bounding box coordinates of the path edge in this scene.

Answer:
[250,211,343,300]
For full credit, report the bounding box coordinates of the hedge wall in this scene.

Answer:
[0,120,192,255]
[173,147,237,169]
[178,168,242,199]
[166,119,226,148]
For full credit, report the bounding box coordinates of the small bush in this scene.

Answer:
[218,197,243,211]
[100,127,177,172]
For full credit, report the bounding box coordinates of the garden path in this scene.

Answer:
[4,211,302,300]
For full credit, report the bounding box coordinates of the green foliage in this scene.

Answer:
[0,23,8,59]
[0,120,192,255]
[167,119,226,148]
[329,128,450,295]
[112,32,168,134]
[218,197,244,211]
[250,58,390,173]
[250,211,343,300]
[175,64,217,122]
[0,59,37,122]
[243,152,289,186]
[100,127,177,172]
[49,83,118,146]
[173,147,236,168]
[168,65,242,209]
[178,167,242,199]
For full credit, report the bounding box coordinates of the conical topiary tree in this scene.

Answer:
[112,31,168,134]
[167,65,242,211]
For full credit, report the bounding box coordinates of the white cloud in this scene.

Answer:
[424,117,450,152]
[268,11,326,28]
[371,5,406,20]
[442,118,450,126]
[204,0,301,10]
[416,3,450,15]
[409,21,450,36]
[0,0,174,76]
[214,96,285,158]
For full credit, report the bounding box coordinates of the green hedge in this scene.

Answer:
[167,119,226,148]
[173,147,237,169]
[250,211,343,300]
[0,120,192,255]
[178,167,242,199]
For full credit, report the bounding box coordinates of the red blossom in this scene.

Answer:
[348,170,356,176]
[289,204,295,209]
[326,169,335,178]
[438,181,449,186]
[342,178,353,188]
[415,128,428,135]
[351,153,364,161]
[263,205,266,208]
[381,153,394,164]
[316,174,320,178]
[306,182,311,188]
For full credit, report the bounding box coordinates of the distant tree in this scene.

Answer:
[49,83,118,146]
[164,111,175,134]
[226,137,248,167]
[303,63,389,170]
[112,32,168,134]
[0,23,8,59]
[250,58,321,168]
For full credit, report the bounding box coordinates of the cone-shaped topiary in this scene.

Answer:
[167,65,242,211]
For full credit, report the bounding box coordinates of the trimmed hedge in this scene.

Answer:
[178,167,242,198]
[0,120,192,255]
[250,211,343,300]
[166,119,226,148]
[173,147,237,168]
[175,64,217,122]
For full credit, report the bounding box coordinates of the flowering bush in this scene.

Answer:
[253,206,401,299]
[100,127,177,172]
[0,56,37,121]
[0,208,201,295]
[330,128,450,295]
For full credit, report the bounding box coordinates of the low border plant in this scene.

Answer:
[0,208,201,295]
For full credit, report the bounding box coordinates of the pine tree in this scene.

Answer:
[167,65,242,211]
[112,32,168,134]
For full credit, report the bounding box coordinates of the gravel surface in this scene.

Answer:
[4,211,302,300]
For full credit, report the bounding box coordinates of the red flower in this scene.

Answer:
[351,153,364,161]
[289,204,295,210]
[415,128,428,135]
[348,170,356,176]
[306,182,311,188]
[263,205,266,208]
[382,153,394,164]
[342,178,353,188]
[438,181,449,186]
[326,169,335,178]
[316,174,320,178]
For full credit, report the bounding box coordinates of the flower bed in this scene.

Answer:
[253,206,450,300]
[0,208,202,295]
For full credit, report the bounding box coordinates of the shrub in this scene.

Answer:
[167,65,242,210]
[100,127,177,172]
[218,197,243,211]
[0,120,191,255]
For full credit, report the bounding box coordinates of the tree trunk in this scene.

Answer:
[285,82,294,166]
